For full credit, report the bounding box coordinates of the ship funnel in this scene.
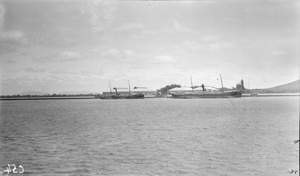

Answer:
[241,79,245,89]
[236,79,245,90]
[201,84,206,91]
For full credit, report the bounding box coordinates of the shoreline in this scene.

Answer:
[0,96,96,101]
[242,93,300,97]
[0,93,299,101]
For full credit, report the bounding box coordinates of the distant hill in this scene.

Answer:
[248,80,300,93]
[265,80,299,93]
[21,91,50,96]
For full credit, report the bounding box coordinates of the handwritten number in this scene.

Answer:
[11,164,17,173]
[0,164,24,175]
[18,165,24,173]
[3,164,11,174]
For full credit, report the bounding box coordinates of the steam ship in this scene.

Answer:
[99,81,144,99]
[169,75,244,99]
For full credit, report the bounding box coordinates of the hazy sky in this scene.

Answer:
[0,0,299,95]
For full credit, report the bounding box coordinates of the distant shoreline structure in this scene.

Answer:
[0,95,96,101]
[0,93,299,101]
[1,79,299,99]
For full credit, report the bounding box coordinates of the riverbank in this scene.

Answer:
[1,93,299,101]
[242,93,300,97]
[0,96,96,101]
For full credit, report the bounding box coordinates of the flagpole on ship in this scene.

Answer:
[219,74,224,93]
[109,81,112,95]
[190,75,194,92]
[128,80,131,95]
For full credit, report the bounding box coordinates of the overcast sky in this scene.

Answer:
[0,0,299,95]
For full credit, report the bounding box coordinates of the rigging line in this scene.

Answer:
[226,97,236,110]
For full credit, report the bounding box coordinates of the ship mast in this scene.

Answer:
[128,80,131,94]
[190,75,194,91]
[109,81,112,95]
[219,74,224,93]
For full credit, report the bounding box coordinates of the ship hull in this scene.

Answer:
[99,94,144,99]
[125,94,144,99]
[99,95,124,99]
[170,91,242,99]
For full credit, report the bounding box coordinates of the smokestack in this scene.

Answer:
[241,79,244,89]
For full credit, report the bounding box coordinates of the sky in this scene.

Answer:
[0,0,299,95]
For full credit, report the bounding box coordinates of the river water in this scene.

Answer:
[0,97,299,176]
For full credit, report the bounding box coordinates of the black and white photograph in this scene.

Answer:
[0,0,299,175]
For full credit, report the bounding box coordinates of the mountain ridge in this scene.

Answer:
[247,79,299,93]
[266,80,299,92]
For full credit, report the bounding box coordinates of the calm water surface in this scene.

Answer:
[0,97,299,176]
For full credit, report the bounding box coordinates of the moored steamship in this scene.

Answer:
[99,81,144,99]
[169,75,244,99]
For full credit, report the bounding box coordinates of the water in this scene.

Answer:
[0,97,299,176]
